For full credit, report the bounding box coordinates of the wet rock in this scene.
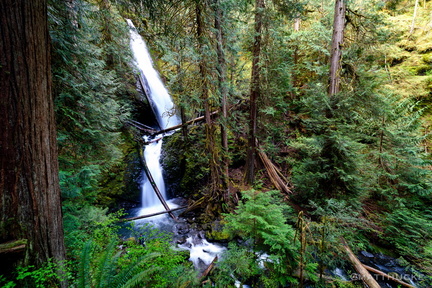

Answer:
[192,236,203,246]
[175,236,187,245]
[196,258,208,272]
[175,222,190,235]
[361,251,374,258]
[187,217,196,224]
[182,242,192,249]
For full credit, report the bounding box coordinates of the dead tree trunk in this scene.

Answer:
[363,264,415,288]
[342,240,380,288]
[328,0,346,96]
[139,149,177,220]
[409,0,420,35]
[120,206,187,222]
[292,17,301,97]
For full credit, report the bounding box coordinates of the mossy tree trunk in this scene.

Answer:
[196,0,221,198]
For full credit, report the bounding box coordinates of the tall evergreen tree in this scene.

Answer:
[246,0,265,185]
[213,0,230,196]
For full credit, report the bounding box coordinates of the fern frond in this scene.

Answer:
[113,252,161,288]
[78,240,93,288]
[95,240,118,288]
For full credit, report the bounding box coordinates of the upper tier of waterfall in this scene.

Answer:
[126,19,180,130]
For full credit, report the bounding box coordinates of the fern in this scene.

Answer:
[222,190,299,285]
[95,240,117,288]
[77,241,92,288]
[113,253,160,288]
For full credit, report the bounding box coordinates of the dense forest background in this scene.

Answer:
[1,0,432,287]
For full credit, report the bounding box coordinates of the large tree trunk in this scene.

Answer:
[328,0,346,96]
[213,0,230,196]
[0,0,66,274]
[196,1,221,196]
[246,0,264,184]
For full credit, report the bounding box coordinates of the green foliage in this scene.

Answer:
[62,203,123,261]
[69,223,197,288]
[16,264,59,288]
[0,260,71,288]
[209,243,262,287]
[222,190,299,286]
[116,224,197,288]
[383,207,432,261]
[39,0,432,283]
[75,239,160,288]
[308,199,370,272]
[49,0,137,208]
[291,89,367,203]
[0,275,15,288]
[164,128,211,197]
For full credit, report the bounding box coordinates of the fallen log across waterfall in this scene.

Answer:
[125,119,157,134]
[152,110,219,136]
[120,206,188,222]
[144,137,162,145]
[126,111,219,137]
[138,146,177,221]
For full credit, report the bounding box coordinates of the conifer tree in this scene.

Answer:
[246,0,265,185]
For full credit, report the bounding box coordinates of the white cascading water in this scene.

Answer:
[127,19,225,271]
[127,19,180,218]
[140,138,165,208]
[127,19,180,130]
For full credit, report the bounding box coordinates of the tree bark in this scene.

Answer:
[246,0,265,184]
[292,17,301,97]
[0,0,66,274]
[342,240,380,288]
[409,0,420,35]
[328,0,346,96]
[213,0,230,195]
[120,206,187,222]
[196,1,221,195]
[363,264,415,288]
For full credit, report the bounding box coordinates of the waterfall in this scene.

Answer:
[126,19,180,130]
[126,19,226,272]
[140,137,165,207]
[126,19,180,214]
